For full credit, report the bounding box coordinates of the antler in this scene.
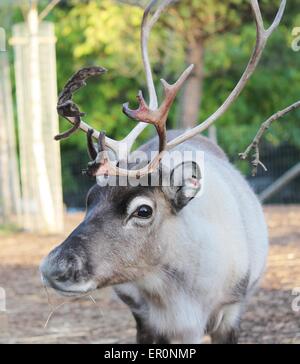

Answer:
[167,0,286,149]
[103,0,286,178]
[116,0,175,152]
[88,61,193,178]
[82,65,194,179]
[55,0,172,160]
[123,64,194,153]
[55,0,286,179]
[240,99,300,176]
[55,67,106,141]
[55,66,122,155]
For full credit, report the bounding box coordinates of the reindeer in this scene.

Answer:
[40,0,287,344]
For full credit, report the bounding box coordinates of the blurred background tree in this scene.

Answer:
[1,0,299,207]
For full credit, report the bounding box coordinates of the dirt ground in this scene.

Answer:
[0,205,299,344]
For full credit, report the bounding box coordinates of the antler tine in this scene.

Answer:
[87,129,98,160]
[55,67,106,141]
[123,64,194,152]
[142,0,159,110]
[141,0,175,109]
[160,64,195,118]
[84,131,112,177]
[123,0,174,151]
[55,66,119,153]
[167,0,287,150]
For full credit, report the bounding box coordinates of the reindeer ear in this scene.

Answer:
[162,161,202,211]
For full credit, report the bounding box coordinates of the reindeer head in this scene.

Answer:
[40,0,286,296]
[40,159,202,295]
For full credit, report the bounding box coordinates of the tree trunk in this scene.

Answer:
[180,36,205,129]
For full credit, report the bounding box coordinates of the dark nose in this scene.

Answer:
[40,249,89,289]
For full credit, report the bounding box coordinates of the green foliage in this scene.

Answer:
[169,0,246,40]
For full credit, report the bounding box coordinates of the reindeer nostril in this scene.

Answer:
[41,249,91,289]
[55,272,70,283]
[53,261,76,282]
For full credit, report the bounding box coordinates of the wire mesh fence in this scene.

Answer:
[248,143,300,204]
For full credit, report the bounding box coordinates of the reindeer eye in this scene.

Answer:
[134,205,153,219]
